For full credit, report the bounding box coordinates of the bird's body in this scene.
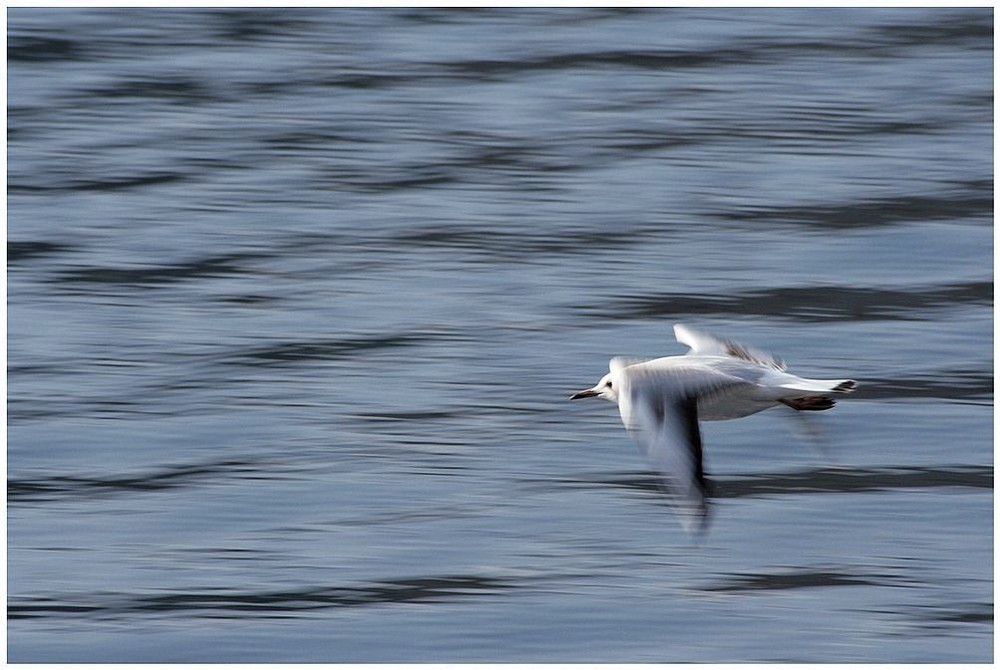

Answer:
[570,324,856,534]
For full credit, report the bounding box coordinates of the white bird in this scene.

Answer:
[570,324,856,534]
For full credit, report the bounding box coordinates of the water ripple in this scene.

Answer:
[51,252,269,287]
[8,458,267,504]
[716,186,992,229]
[8,240,72,263]
[861,370,993,402]
[699,566,912,593]
[582,280,992,322]
[9,172,188,194]
[7,35,83,62]
[438,48,764,78]
[227,332,437,367]
[894,601,994,633]
[9,574,516,620]
[543,465,993,499]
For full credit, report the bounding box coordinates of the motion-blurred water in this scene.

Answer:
[7,7,993,663]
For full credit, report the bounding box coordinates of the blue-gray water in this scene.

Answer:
[7,7,993,663]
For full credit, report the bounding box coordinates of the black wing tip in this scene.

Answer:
[723,340,785,371]
[675,497,712,539]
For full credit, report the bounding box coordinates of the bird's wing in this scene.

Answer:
[610,356,646,374]
[673,324,786,371]
[616,363,749,534]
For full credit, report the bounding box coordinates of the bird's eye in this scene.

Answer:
[605,381,613,388]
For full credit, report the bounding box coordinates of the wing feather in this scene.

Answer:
[615,362,748,534]
[674,324,786,371]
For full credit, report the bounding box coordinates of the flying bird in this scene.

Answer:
[570,324,856,534]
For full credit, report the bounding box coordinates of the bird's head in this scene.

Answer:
[570,372,618,403]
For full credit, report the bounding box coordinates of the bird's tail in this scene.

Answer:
[777,378,856,412]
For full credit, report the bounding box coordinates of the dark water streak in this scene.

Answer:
[10,575,517,621]
[543,465,993,500]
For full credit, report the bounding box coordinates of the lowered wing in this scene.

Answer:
[615,362,748,534]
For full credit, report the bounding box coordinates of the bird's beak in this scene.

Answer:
[570,388,599,400]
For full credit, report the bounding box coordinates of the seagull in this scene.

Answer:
[570,324,856,535]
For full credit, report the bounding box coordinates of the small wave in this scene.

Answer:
[228,332,434,367]
[385,225,643,257]
[8,241,72,263]
[873,12,992,49]
[438,47,762,79]
[8,458,265,504]
[891,601,994,634]
[9,171,187,194]
[51,252,267,287]
[8,35,84,63]
[859,370,993,402]
[78,76,218,104]
[714,465,993,499]
[715,186,992,229]
[542,464,993,499]
[583,280,992,322]
[699,566,909,593]
[9,574,516,621]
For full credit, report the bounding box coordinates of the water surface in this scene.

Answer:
[8,7,993,663]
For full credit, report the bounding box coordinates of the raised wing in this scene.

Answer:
[615,362,749,535]
[673,324,785,371]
